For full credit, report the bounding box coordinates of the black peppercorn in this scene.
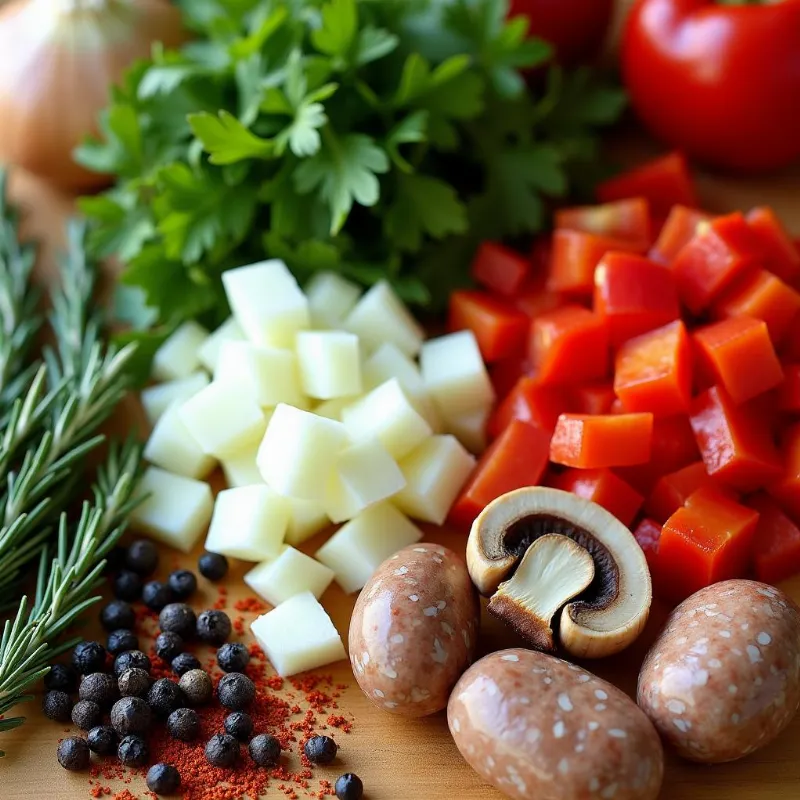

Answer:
[100,600,136,632]
[113,650,151,678]
[44,662,78,693]
[72,641,107,675]
[217,672,255,710]
[107,629,139,656]
[167,707,200,742]
[112,570,143,602]
[142,580,174,611]
[117,734,149,767]
[155,631,185,663]
[224,711,254,742]
[217,642,250,673]
[118,667,153,698]
[248,734,281,767]
[87,725,118,756]
[198,552,228,581]
[178,669,213,706]
[146,763,182,795]
[196,609,232,646]
[71,699,103,731]
[147,678,186,718]
[205,733,239,768]
[171,652,201,677]
[335,773,364,800]
[159,603,197,639]
[125,539,159,576]
[168,569,197,601]
[304,735,338,765]
[57,736,90,771]
[111,696,153,737]
[79,672,118,707]
[42,690,73,722]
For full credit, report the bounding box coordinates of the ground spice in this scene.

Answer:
[212,588,228,611]
[233,597,266,613]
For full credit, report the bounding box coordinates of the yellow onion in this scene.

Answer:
[0,0,184,190]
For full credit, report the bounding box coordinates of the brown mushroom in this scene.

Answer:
[467,486,651,658]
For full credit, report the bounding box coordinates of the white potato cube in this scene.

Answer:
[295,331,362,399]
[141,372,209,427]
[341,379,432,460]
[222,260,309,347]
[393,435,476,525]
[152,321,209,381]
[305,271,361,328]
[179,381,265,459]
[313,396,358,421]
[197,317,245,372]
[250,592,346,676]
[205,485,289,561]
[257,404,348,501]
[221,448,264,488]
[130,467,213,553]
[143,403,217,480]
[343,280,424,356]
[285,498,330,546]
[444,406,489,455]
[245,546,335,606]
[315,503,423,594]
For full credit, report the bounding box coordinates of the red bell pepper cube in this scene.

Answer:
[550,412,653,468]
[570,382,616,415]
[768,423,800,523]
[749,492,800,586]
[649,205,712,265]
[552,468,643,527]
[693,316,784,404]
[690,385,783,491]
[645,461,719,523]
[777,364,800,413]
[448,419,551,529]
[614,320,692,415]
[487,376,569,439]
[633,517,663,585]
[746,207,800,284]
[489,347,531,398]
[555,198,651,247]
[471,241,530,296]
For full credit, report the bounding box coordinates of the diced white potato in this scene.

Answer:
[323,471,362,525]
[393,435,476,525]
[215,341,306,408]
[143,403,217,480]
[245,546,335,606]
[284,498,330,546]
[222,260,309,348]
[443,406,490,455]
[313,396,358,421]
[315,502,423,594]
[295,331,362,399]
[305,271,361,328]
[257,404,348,501]
[152,321,209,381]
[130,467,213,553]
[205,485,289,561]
[141,371,209,427]
[178,381,266,459]
[420,330,495,417]
[343,280,424,357]
[250,592,346,677]
[219,411,271,488]
[197,317,245,372]
[341,379,431,460]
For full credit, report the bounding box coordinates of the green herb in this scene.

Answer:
[76,0,625,348]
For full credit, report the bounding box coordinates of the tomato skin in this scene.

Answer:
[622,0,800,173]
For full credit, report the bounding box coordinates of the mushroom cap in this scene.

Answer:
[467,486,652,658]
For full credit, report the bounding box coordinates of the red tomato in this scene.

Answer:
[622,0,800,173]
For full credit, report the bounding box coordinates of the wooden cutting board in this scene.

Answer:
[2,143,800,799]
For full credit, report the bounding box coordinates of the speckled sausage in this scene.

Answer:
[448,648,664,800]
[638,579,800,763]
[349,543,480,717]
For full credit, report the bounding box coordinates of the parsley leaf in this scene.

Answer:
[188,110,274,164]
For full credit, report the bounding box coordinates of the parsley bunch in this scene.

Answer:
[77,0,625,345]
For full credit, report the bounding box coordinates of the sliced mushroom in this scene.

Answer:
[467,486,652,658]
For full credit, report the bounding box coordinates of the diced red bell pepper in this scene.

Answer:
[593,252,680,347]
[749,492,800,586]
[471,241,530,296]
[777,364,800,413]
[529,305,609,385]
[780,312,800,363]
[555,198,651,246]
[570,382,616,415]
[689,385,783,491]
[648,205,712,265]
[711,269,800,345]
[672,212,766,314]
[550,412,653,468]
[597,152,698,218]
[768,423,800,523]
[746,207,800,284]
[693,316,784,404]
[552,468,643,527]
[448,290,530,362]
[633,517,663,583]
[614,320,692,415]
[645,461,719,523]
[530,236,553,274]
[448,419,551,529]
[513,280,563,320]
[487,376,569,439]
[658,486,759,602]
[489,347,532,398]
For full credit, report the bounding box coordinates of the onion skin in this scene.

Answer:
[0,0,184,190]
